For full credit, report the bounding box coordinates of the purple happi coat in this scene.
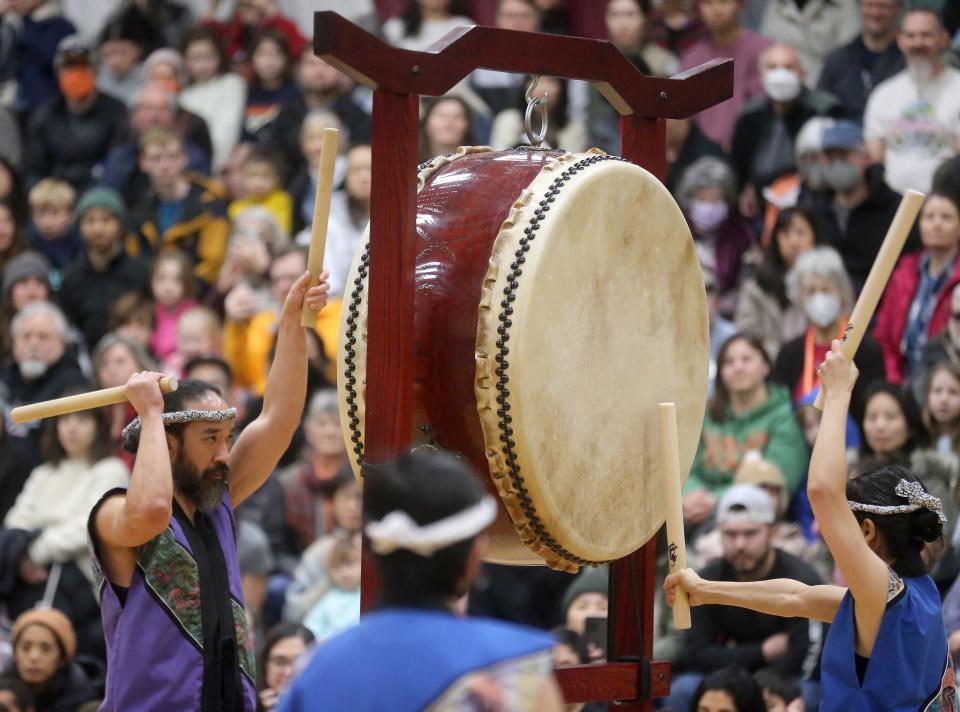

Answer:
[89,489,256,711]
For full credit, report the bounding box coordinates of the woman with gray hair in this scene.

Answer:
[771,246,887,422]
[675,156,756,305]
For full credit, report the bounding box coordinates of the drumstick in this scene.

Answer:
[659,401,691,630]
[10,377,179,424]
[301,127,340,328]
[813,189,924,411]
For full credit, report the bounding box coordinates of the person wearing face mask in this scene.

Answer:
[676,156,755,310]
[731,43,842,221]
[864,8,960,195]
[772,247,887,424]
[805,121,917,294]
[24,36,128,192]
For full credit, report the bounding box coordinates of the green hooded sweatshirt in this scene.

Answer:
[684,384,809,498]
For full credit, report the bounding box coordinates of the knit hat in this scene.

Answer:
[143,48,186,86]
[11,607,78,661]
[2,251,51,299]
[76,186,125,222]
[561,565,609,615]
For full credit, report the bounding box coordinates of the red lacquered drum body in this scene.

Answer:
[339,147,708,572]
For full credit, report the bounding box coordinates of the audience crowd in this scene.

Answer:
[1,0,959,710]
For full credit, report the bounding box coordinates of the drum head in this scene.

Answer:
[475,151,708,568]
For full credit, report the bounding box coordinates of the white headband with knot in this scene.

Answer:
[848,479,947,524]
[365,496,497,557]
[122,408,237,448]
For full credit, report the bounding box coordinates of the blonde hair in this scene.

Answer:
[28,178,76,211]
[177,306,222,340]
[139,125,183,155]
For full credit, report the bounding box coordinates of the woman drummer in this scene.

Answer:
[666,341,955,709]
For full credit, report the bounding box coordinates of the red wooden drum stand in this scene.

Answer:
[312,12,732,710]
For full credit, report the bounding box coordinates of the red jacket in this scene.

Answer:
[873,249,960,383]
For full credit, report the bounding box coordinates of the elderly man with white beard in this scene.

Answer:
[0,300,87,466]
[864,7,960,195]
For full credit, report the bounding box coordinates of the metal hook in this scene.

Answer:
[523,74,549,147]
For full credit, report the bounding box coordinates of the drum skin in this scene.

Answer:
[339,147,708,572]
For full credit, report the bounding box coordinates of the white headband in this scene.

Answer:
[365,496,497,556]
[122,408,237,448]
[848,479,947,524]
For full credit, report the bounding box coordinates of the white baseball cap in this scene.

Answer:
[717,484,776,525]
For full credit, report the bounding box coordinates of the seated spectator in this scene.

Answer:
[0,159,25,221]
[127,127,230,290]
[295,143,370,298]
[24,36,128,192]
[284,477,362,623]
[183,354,245,418]
[255,623,314,712]
[913,283,960,398]
[754,670,803,712]
[25,178,79,289]
[683,333,809,527]
[229,146,293,239]
[0,198,28,281]
[773,246,887,422]
[3,398,128,655]
[664,118,727,194]
[165,305,223,376]
[242,30,302,145]
[666,486,823,712]
[101,83,212,206]
[59,187,150,351]
[302,537,361,641]
[91,332,157,458]
[287,110,347,235]
[0,301,86,466]
[561,565,608,646]
[106,291,156,353]
[3,609,99,711]
[95,12,148,104]
[646,0,705,57]
[680,0,770,149]
[864,8,960,195]
[149,250,199,361]
[915,361,960,527]
[874,193,960,384]
[731,43,842,220]
[224,246,307,394]
[735,207,821,360]
[675,157,755,312]
[383,0,474,52]
[692,667,767,712]
[263,51,372,186]
[110,0,195,55]
[489,76,588,153]
[0,0,76,115]
[0,251,52,365]
[606,0,678,76]
[203,0,306,74]
[760,0,861,85]
[180,26,247,171]
[215,206,283,301]
[806,121,914,293]
[817,0,903,124]
[856,381,926,468]
[279,389,349,551]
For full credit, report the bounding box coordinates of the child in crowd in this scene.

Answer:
[302,537,361,641]
[242,29,301,144]
[107,292,157,352]
[150,249,199,361]
[916,361,960,532]
[754,670,804,712]
[290,110,346,234]
[229,147,293,237]
[164,305,223,375]
[26,178,80,289]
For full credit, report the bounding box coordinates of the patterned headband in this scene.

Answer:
[848,479,947,524]
[121,408,237,449]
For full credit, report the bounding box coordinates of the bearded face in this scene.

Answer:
[172,449,229,513]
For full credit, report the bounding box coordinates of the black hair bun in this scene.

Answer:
[909,508,943,547]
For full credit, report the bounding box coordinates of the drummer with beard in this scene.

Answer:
[279,448,565,712]
[87,270,329,712]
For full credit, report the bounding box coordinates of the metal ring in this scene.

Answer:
[523,75,549,147]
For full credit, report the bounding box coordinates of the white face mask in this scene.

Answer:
[804,292,841,328]
[762,67,802,103]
